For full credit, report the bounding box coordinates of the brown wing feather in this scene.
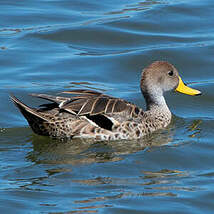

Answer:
[91,97,109,115]
[61,89,103,96]
[30,93,69,103]
[105,99,115,114]
[29,90,144,120]
[59,90,144,118]
[113,100,128,113]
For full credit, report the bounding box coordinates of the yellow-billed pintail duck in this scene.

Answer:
[11,61,201,141]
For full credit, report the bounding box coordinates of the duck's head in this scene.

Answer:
[141,61,201,107]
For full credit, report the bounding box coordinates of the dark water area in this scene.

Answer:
[1,0,214,213]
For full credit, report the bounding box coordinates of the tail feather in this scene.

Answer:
[10,94,49,122]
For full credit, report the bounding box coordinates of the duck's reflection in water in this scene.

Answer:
[26,125,175,166]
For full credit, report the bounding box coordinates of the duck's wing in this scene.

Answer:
[31,89,144,124]
[60,89,144,120]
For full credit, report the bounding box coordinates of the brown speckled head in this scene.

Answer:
[141,61,180,94]
[140,61,180,108]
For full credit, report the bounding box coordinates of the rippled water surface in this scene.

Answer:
[1,0,214,213]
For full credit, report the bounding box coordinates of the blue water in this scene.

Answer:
[1,0,214,213]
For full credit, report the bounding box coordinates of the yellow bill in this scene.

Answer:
[175,76,201,96]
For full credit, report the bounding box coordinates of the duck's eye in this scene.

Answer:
[168,70,174,76]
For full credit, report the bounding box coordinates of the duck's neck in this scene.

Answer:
[143,89,170,113]
[143,91,172,129]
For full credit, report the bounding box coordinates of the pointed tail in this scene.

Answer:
[10,94,50,136]
[10,94,47,120]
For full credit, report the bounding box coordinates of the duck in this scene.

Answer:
[11,61,201,141]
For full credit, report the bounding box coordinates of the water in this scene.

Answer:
[1,0,214,213]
